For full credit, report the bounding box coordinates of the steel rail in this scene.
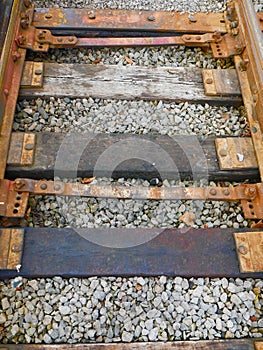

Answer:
[234,0,263,181]
[0,0,28,180]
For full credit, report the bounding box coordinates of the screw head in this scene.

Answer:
[224,189,230,196]
[210,189,217,196]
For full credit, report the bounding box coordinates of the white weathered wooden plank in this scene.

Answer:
[20,63,241,105]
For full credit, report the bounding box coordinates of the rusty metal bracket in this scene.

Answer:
[210,33,244,58]
[233,231,263,272]
[16,26,78,52]
[21,61,44,88]
[2,178,262,219]
[215,137,258,170]
[0,228,24,270]
[0,179,29,217]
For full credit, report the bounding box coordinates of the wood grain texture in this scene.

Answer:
[6,133,260,182]
[1,227,263,279]
[19,63,242,105]
[0,339,260,349]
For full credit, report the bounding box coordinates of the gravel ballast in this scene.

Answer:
[0,277,262,344]
[1,0,262,345]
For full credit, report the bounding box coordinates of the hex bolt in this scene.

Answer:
[185,36,191,40]
[40,183,47,190]
[24,143,34,150]
[205,78,213,85]
[38,31,45,40]
[147,15,155,21]
[238,245,248,255]
[14,179,25,189]
[245,187,256,198]
[224,189,230,196]
[57,38,63,42]
[210,189,217,196]
[68,37,74,42]
[196,36,201,41]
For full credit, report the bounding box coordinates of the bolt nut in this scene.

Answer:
[210,189,217,196]
[4,89,9,96]
[40,183,47,190]
[224,189,230,196]
[54,184,61,191]
[68,37,74,42]
[14,179,25,189]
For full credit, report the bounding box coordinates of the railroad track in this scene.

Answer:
[0,0,263,348]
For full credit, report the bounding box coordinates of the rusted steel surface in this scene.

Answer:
[32,8,227,34]
[234,231,263,273]
[233,1,263,180]
[1,227,263,279]
[20,61,44,87]
[6,178,263,219]
[7,132,36,166]
[0,179,29,218]
[202,69,241,96]
[0,0,28,178]
[11,178,259,201]
[0,228,24,270]
[215,137,258,170]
